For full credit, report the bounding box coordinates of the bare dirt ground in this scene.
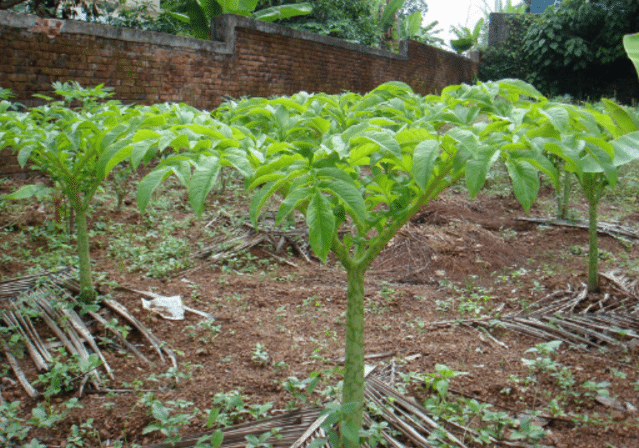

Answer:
[1,171,638,448]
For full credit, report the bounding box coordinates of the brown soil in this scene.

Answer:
[1,174,638,448]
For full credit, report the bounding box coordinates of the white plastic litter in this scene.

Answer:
[141,295,185,320]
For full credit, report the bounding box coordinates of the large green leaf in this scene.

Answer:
[380,0,406,30]
[497,79,546,102]
[253,3,313,22]
[189,155,221,217]
[611,131,639,166]
[275,186,312,224]
[350,131,402,159]
[623,33,639,80]
[505,159,539,213]
[412,140,439,192]
[306,190,335,263]
[319,179,366,228]
[601,99,639,134]
[540,106,570,133]
[96,140,133,179]
[137,166,176,214]
[2,184,51,200]
[465,148,499,198]
[186,0,212,40]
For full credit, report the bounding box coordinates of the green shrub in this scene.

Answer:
[520,0,639,102]
[478,13,536,82]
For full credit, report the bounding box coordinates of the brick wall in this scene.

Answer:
[0,11,477,110]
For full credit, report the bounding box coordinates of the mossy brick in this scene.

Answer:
[86,56,104,64]
[10,39,32,50]
[39,67,69,77]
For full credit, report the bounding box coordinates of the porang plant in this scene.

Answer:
[2,84,164,301]
[140,79,562,446]
[507,96,639,293]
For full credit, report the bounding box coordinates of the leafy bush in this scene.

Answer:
[520,0,639,102]
[282,0,381,46]
[478,13,536,82]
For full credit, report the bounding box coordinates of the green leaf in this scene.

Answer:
[601,99,639,134]
[186,0,212,39]
[611,131,639,167]
[189,155,221,217]
[505,159,539,213]
[96,139,133,178]
[465,148,498,198]
[3,184,51,200]
[434,378,449,397]
[497,79,546,102]
[540,106,569,133]
[306,189,335,262]
[137,167,174,214]
[380,0,407,30]
[253,3,313,22]
[133,128,162,143]
[350,131,401,159]
[341,421,360,444]
[249,181,278,226]
[306,438,329,448]
[412,140,439,192]
[151,401,169,422]
[168,11,190,24]
[623,33,639,80]
[17,144,36,168]
[275,186,312,224]
[319,179,366,228]
[210,430,224,448]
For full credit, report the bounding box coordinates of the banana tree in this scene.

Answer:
[450,18,484,54]
[140,79,555,446]
[170,0,312,40]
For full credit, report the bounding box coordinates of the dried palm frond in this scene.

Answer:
[194,211,312,264]
[514,217,639,244]
[143,364,529,448]
[430,270,639,353]
[0,268,170,397]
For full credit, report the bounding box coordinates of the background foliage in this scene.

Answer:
[275,0,381,46]
[478,14,535,83]
[479,0,639,103]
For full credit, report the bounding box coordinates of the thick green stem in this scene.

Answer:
[341,263,366,448]
[74,206,95,302]
[562,170,570,219]
[587,196,599,293]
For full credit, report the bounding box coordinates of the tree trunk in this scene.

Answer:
[341,263,366,447]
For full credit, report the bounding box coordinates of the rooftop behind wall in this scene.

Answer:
[0,10,477,110]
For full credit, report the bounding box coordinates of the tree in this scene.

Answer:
[400,0,427,16]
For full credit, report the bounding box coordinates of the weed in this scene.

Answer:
[143,399,198,444]
[0,401,41,447]
[183,319,221,343]
[209,390,249,426]
[251,343,269,366]
[245,428,282,448]
[33,350,103,398]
